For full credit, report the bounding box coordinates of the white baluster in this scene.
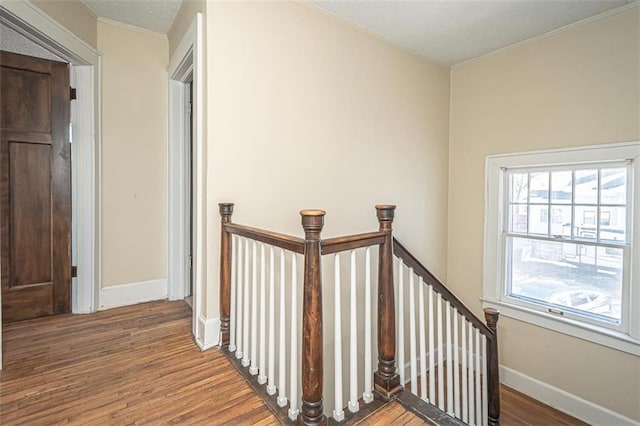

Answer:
[267,246,276,395]
[475,328,481,426]
[461,317,468,423]
[428,285,435,404]
[235,238,244,359]
[468,323,475,426]
[363,247,373,404]
[288,254,299,421]
[418,278,427,402]
[446,302,453,415]
[229,236,237,352]
[333,254,344,421]
[242,239,250,367]
[258,244,267,384]
[277,249,287,407]
[453,309,461,418]
[437,293,444,411]
[397,258,405,386]
[250,241,258,375]
[348,250,359,413]
[482,335,488,426]
[409,269,417,395]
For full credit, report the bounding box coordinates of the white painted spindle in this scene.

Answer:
[482,335,488,426]
[409,269,418,395]
[333,254,344,421]
[267,246,276,395]
[418,279,427,401]
[288,254,299,421]
[468,322,475,426]
[242,239,250,367]
[453,309,461,418]
[348,250,359,413]
[235,238,244,359]
[363,247,373,404]
[229,236,237,352]
[277,249,287,407]
[428,285,435,404]
[446,302,453,415]
[461,316,468,423]
[397,258,405,386]
[258,244,267,384]
[475,328,482,426]
[437,293,444,410]
[250,241,258,375]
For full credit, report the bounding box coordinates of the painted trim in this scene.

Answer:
[196,315,220,350]
[99,279,168,310]
[97,17,168,40]
[500,365,638,426]
[167,14,204,344]
[0,0,99,65]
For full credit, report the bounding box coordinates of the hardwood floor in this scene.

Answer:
[0,300,276,425]
[1,300,588,425]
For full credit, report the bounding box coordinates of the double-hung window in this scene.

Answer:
[483,143,640,355]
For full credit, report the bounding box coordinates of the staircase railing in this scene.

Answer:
[218,203,500,425]
[394,239,500,426]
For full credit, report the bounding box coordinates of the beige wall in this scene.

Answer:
[32,0,97,48]
[204,1,450,317]
[99,20,169,287]
[448,6,639,421]
[167,0,205,57]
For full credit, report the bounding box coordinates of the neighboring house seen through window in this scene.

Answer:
[483,143,640,355]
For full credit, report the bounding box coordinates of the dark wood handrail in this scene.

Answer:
[223,222,305,254]
[321,231,386,255]
[393,238,494,339]
[219,204,499,426]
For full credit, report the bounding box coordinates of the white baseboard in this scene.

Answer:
[500,365,637,426]
[195,315,220,350]
[99,278,168,310]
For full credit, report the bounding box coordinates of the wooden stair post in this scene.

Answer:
[219,203,234,347]
[484,307,501,426]
[299,210,327,425]
[374,205,402,399]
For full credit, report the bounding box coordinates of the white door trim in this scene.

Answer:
[167,13,205,344]
[0,0,101,368]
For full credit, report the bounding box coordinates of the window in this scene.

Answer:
[483,143,640,355]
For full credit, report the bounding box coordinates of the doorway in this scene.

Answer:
[167,13,207,348]
[0,51,72,322]
[0,1,100,368]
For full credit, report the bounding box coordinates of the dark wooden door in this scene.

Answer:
[0,51,71,322]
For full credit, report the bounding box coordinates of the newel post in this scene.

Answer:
[219,203,234,347]
[299,210,327,425]
[374,205,402,399]
[484,307,501,426]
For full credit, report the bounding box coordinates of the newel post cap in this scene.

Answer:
[375,204,396,222]
[219,203,234,215]
[300,209,325,232]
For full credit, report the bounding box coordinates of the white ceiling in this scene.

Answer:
[310,0,634,65]
[81,0,183,34]
[80,0,634,65]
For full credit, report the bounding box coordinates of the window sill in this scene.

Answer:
[481,297,639,356]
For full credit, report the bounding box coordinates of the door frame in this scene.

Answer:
[167,14,204,344]
[0,0,101,367]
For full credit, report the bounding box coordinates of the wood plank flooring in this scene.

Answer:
[1,300,589,425]
[0,300,276,425]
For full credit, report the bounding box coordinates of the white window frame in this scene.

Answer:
[483,142,640,356]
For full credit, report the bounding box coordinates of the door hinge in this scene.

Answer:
[71,265,78,278]
[70,87,77,100]
[187,256,192,269]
